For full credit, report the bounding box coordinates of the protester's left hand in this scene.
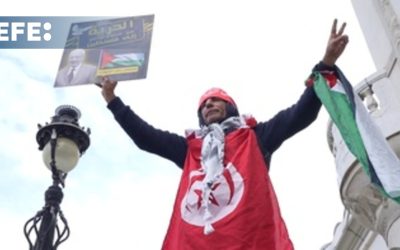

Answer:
[322,19,349,66]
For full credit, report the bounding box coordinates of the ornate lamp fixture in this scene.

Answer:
[24,105,90,250]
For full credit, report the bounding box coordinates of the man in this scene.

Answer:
[99,19,348,249]
[55,49,97,87]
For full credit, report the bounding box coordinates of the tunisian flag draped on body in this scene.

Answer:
[162,119,293,250]
[311,69,400,203]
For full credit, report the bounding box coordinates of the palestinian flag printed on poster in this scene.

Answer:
[97,49,145,76]
[311,68,400,203]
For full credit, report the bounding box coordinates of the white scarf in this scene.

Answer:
[195,116,247,234]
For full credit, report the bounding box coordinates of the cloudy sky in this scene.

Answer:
[0,0,376,249]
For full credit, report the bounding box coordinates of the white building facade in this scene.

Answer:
[322,0,400,249]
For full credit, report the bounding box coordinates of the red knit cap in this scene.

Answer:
[198,88,237,109]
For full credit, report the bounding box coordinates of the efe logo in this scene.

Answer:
[0,22,51,41]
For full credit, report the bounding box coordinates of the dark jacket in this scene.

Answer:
[107,62,333,169]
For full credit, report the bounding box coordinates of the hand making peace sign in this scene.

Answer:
[322,19,349,66]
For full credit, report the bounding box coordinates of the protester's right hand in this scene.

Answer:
[98,77,118,104]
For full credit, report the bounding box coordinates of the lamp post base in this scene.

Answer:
[24,183,70,250]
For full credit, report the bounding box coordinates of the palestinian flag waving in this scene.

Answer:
[311,68,400,203]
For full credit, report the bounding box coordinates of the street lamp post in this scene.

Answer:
[24,105,90,250]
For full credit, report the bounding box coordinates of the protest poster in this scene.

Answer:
[54,15,154,87]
